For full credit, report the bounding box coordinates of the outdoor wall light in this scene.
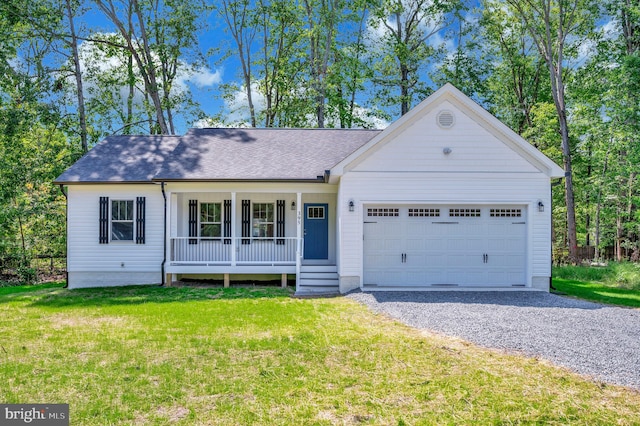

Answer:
[291,201,296,210]
[348,200,355,212]
[443,147,452,155]
[538,201,544,212]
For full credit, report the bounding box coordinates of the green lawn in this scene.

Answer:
[1,284,639,425]
[553,263,640,308]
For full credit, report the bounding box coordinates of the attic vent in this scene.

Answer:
[437,110,455,128]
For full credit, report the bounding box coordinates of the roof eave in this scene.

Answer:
[53,180,157,185]
[151,178,329,183]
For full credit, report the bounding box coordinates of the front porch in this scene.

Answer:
[163,184,339,294]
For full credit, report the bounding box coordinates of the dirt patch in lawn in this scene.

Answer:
[49,313,129,330]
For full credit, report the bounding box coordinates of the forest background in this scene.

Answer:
[0,0,638,281]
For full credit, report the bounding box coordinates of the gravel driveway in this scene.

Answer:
[346,291,640,390]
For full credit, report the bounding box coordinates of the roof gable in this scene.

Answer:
[330,83,565,179]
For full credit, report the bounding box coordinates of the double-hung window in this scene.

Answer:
[111,200,134,241]
[200,202,222,239]
[252,203,274,238]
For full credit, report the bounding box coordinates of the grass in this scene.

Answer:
[553,262,640,308]
[553,262,640,289]
[1,284,639,425]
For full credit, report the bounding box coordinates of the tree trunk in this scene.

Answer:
[65,0,88,153]
[616,213,623,262]
[400,64,410,116]
[594,144,609,260]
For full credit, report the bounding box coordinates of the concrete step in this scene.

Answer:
[299,272,339,280]
[299,278,339,287]
[300,265,337,273]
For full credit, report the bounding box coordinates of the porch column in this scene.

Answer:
[295,192,302,292]
[231,192,237,266]
[164,190,173,285]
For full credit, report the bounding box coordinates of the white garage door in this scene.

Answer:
[363,206,527,287]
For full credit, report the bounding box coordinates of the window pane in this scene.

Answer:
[252,222,274,238]
[125,200,133,220]
[112,200,133,220]
[112,222,133,240]
[253,203,274,220]
[111,201,120,220]
[253,203,264,220]
[201,203,211,222]
[200,203,221,223]
[201,224,221,238]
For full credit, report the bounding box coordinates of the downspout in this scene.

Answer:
[161,181,167,286]
[59,185,69,288]
[550,178,563,291]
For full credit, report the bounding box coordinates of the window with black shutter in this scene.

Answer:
[99,196,145,244]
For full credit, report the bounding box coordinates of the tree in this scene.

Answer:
[369,0,459,116]
[479,1,550,135]
[64,0,88,152]
[218,0,258,127]
[94,0,206,134]
[505,0,598,262]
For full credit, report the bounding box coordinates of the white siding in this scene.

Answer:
[350,100,539,174]
[337,172,552,288]
[67,184,165,288]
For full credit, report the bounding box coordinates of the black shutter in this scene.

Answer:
[241,200,251,244]
[276,200,285,245]
[188,199,198,244]
[136,197,146,244]
[224,200,231,244]
[99,197,109,244]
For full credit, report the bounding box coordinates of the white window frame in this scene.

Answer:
[307,206,325,220]
[200,202,222,239]
[111,199,134,242]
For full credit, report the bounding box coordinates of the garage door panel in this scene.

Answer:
[363,205,527,287]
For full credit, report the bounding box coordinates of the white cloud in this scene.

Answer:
[177,65,223,89]
[192,68,222,87]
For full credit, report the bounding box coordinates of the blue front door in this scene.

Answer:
[304,203,329,259]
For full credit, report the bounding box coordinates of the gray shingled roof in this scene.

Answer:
[154,128,380,181]
[55,135,181,183]
[55,128,381,183]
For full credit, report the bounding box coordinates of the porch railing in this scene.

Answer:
[170,237,301,265]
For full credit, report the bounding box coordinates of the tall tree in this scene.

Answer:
[64,0,88,152]
[370,0,458,116]
[94,0,170,134]
[480,1,549,135]
[218,0,258,127]
[94,0,205,134]
[303,0,341,127]
[506,0,597,262]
